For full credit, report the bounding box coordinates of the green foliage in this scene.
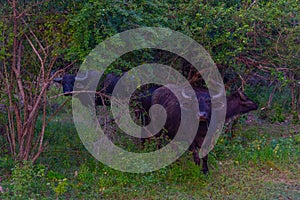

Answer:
[11,163,34,197]
[0,156,14,174]
[270,104,286,123]
[46,170,69,197]
[245,84,293,116]
[65,0,170,61]
[47,170,65,181]
[6,162,47,199]
[61,0,299,113]
[213,122,298,167]
[1,112,299,199]
[53,178,69,197]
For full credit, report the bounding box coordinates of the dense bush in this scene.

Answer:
[63,0,299,109]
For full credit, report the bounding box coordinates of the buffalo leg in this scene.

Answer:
[201,155,209,174]
[192,146,209,174]
[192,147,201,165]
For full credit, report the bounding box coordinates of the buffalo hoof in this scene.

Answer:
[202,168,209,175]
[194,158,201,165]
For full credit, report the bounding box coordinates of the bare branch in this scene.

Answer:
[22,19,46,57]
[24,33,44,69]
[238,74,245,91]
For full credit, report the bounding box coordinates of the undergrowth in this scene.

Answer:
[1,115,299,199]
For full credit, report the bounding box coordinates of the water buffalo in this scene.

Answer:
[53,71,161,110]
[53,71,122,106]
[150,86,258,174]
[53,71,162,129]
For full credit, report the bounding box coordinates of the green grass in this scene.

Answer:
[0,114,299,199]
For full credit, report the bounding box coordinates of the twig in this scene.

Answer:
[267,82,278,108]
[46,98,71,125]
[247,0,257,10]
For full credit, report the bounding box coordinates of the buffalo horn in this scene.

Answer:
[53,77,63,82]
[181,87,192,99]
[75,71,89,81]
[210,81,225,100]
[51,70,63,82]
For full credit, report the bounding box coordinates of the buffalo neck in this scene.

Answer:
[225,95,240,119]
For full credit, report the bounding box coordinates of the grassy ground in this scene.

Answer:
[0,113,299,199]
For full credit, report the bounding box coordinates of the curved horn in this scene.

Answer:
[181,87,192,99]
[53,77,63,82]
[210,80,225,99]
[75,71,89,81]
[51,70,63,82]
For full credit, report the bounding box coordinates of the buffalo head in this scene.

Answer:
[226,90,258,119]
[53,71,90,96]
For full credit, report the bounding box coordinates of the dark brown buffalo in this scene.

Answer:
[53,71,152,107]
[53,71,123,106]
[151,87,258,174]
